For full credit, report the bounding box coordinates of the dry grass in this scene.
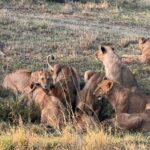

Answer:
[0,124,149,150]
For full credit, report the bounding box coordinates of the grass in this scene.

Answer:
[0,124,149,150]
[0,0,150,149]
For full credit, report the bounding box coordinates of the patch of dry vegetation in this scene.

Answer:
[0,124,150,150]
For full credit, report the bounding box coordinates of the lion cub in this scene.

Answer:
[76,71,105,118]
[95,46,138,90]
[122,37,150,64]
[3,69,52,94]
[94,79,150,114]
[47,55,80,109]
[106,105,150,133]
[27,84,68,129]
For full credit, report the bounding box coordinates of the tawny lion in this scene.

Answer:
[94,79,150,114]
[47,55,80,110]
[95,46,138,90]
[104,105,150,133]
[122,37,150,64]
[76,71,105,120]
[27,84,68,129]
[3,69,52,94]
[73,113,99,131]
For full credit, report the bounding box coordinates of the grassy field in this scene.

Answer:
[0,0,150,149]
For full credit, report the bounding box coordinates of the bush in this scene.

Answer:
[0,95,40,125]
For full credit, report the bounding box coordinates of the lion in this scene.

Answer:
[27,84,68,130]
[94,79,150,114]
[95,46,138,90]
[122,37,150,64]
[103,105,150,133]
[3,69,52,94]
[47,55,80,110]
[73,113,99,131]
[76,71,105,120]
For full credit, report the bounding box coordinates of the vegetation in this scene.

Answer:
[0,0,150,149]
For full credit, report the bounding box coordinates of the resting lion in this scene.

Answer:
[103,105,150,133]
[122,37,150,64]
[3,69,52,94]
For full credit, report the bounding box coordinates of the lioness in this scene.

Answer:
[47,55,80,109]
[104,106,150,133]
[122,37,150,64]
[3,69,52,94]
[27,84,68,130]
[94,79,150,114]
[76,71,105,120]
[95,46,138,90]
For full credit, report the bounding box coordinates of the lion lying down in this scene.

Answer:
[122,37,150,64]
[3,69,51,94]
[104,104,150,133]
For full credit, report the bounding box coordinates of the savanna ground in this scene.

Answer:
[0,0,150,149]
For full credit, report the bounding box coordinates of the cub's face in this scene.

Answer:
[38,71,53,90]
[94,79,114,97]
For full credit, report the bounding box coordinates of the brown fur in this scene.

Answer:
[94,79,150,114]
[122,37,150,64]
[95,46,138,90]
[28,85,68,129]
[76,71,105,119]
[3,69,52,94]
[47,56,80,109]
[105,108,150,133]
[73,113,99,131]
[84,70,96,83]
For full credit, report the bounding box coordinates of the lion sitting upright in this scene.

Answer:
[94,79,150,114]
[47,55,80,111]
[95,46,138,90]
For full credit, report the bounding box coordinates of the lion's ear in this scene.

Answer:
[107,80,113,90]
[30,82,35,89]
[101,46,107,54]
[140,37,146,44]
[103,76,108,80]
